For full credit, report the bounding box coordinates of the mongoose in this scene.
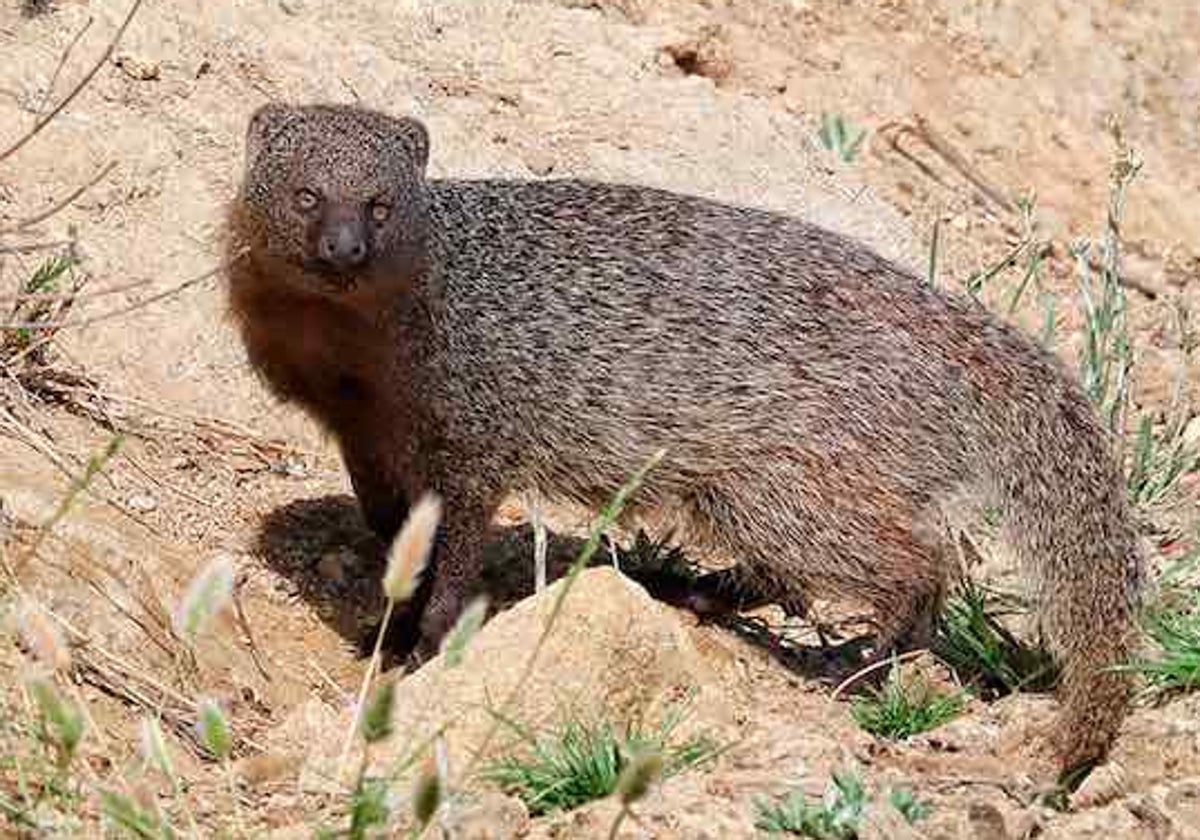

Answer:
[225,102,1145,774]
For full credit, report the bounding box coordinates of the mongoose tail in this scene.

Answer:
[988,382,1144,772]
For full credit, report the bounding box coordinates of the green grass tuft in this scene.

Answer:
[1121,543,1200,699]
[932,579,1057,698]
[850,664,966,740]
[817,113,867,164]
[481,698,721,816]
[754,768,929,838]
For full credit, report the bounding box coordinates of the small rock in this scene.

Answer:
[660,24,734,82]
[446,791,529,839]
[861,804,926,839]
[1126,794,1174,836]
[113,54,160,81]
[169,456,195,470]
[1071,761,1127,809]
[270,457,307,479]
[965,800,1009,840]
[1181,416,1200,448]
[279,0,305,15]
[234,753,301,787]
[126,492,159,513]
[523,150,557,177]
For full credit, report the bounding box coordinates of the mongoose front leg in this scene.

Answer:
[341,442,409,544]
[411,492,489,662]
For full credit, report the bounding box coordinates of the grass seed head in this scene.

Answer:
[174,554,236,645]
[383,493,442,603]
[412,755,443,828]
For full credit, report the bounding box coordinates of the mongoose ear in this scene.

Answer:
[244,103,297,170]
[391,116,430,173]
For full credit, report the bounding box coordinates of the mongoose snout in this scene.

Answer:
[311,202,371,273]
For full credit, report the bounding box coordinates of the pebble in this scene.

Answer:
[126,492,159,513]
[523,150,557,177]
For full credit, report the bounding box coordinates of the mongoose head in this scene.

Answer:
[238,103,430,294]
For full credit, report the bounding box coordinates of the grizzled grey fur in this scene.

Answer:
[225,103,1145,773]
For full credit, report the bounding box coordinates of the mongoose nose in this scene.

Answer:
[318,223,368,270]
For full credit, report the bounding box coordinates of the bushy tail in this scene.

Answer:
[993,387,1146,772]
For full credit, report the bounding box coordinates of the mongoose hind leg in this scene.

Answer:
[705,472,951,673]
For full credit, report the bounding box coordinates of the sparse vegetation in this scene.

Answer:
[1121,542,1200,700]
[850,662,966,739]
[754,768,928,838]
[933,578,1057,698]
[817,113,867,164]
[481,695,721,816]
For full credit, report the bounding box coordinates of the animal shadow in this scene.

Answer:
[254,494,592,665]
[253,494,869,681]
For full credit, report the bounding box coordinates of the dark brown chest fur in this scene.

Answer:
[229,265,398,437]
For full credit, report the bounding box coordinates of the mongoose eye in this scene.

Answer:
[369,202,391,225]
[294,188,320,211]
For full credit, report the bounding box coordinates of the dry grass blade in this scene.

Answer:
[72,648,264,760]
[0,240,75,255]
[0,0,147,163]
[0,259,231,331]
[0,277,149,305]
[0,161,119,234]
[36,15,94,117]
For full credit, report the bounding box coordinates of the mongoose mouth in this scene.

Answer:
[302,259,362,293]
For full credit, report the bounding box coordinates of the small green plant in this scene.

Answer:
[1074,126,1141,434]
[1120,543,1200,699]
[817,113,867,164]
[886,788,931,824]
[3,254,79,354]
[933,579,1056,697]
[754,768,929,838]
[850,664,966,740]
[27,679,85,771]
[481,697,720,816]
[963,194,1052,308]
[98,790,175,839]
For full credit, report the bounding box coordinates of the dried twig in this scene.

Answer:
[37,15,95,117]
[0,259,230,331]
[829,648,931,702]
[0,240,74,255]
[0,0,146,163]
[912,115,1016,214]
[878,116,1014,214]
[233,583,274,683]
[0,277,150,305]
[0,160,118,233]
